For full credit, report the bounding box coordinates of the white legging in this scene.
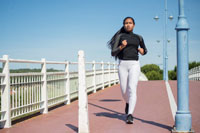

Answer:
[118,60,140,115]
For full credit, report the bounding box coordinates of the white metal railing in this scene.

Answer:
[0,53,119,128]
[189,66,200,80]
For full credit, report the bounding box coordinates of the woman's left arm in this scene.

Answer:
[138,36,147,55]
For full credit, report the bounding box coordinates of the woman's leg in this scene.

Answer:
[127,61,140,115]
[118,61,129,103]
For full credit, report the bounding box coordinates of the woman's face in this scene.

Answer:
[124,18,135,32]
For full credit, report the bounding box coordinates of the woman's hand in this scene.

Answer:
[138,48,144,55]
[120,40,127,50]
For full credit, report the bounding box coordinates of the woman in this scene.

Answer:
[108,17,147,124]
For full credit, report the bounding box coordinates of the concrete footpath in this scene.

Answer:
[1,81,199,133]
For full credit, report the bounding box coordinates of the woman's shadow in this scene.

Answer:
[89,99,173,131]
[95,111,126,121]
[89,101,126,122]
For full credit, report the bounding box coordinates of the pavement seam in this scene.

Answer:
[165,81,177,121]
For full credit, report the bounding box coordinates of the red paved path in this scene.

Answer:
[0,81,199,133]
[169,81,200,132]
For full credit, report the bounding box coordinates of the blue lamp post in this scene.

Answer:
[154,0,173,81]
[173,0,194,132]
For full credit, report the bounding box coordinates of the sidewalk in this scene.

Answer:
[1,81,176,133]
[169,81,200,132]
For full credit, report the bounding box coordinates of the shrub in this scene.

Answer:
[168,70,177,80]
[146,70,162,80]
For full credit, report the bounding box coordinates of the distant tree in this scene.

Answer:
[47,68,61,72]
[141,64,161,74]
[168,70,177,80]
[0,68,62,73]
[189,61,200,70]
[174,66,177,72]
[169,61,200,80]
[141,64,163,80]
[146,70,162,80]
[174,61,200,71]
[10,68,41,73]
[159,69,163,75]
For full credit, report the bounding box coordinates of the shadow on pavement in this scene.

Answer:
[89,102,173,131]
[89,102,126,123]
[99,99,122,102]
[134,117,173,131]
[89,103,124,115]
[65,124,78,132]
[95,112,126,122]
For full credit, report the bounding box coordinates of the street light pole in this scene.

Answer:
[173,0,194,132]
[164,0,168,81]
[154,0,173,81]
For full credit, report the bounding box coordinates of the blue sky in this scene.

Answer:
[0,0,200,70]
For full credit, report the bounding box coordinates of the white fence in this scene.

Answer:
[0,54,119,128]
[189,66,200,80]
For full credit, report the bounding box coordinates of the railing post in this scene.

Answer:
[108,62,111,87]
[116,63,119,83]
[65,61,70,105]
[78,50,89,133]
[92,61,96,93]
[101,61,104,90]
[198,66,200,80]
[40,58,48,114]
[196,67,198,80]
[196,67,197,80]
[113,63,117,85]
[193,68,194,80]
[193,69,195,80]
[1,55,11,128]
[192,69,194,80]
[188,69,191,80]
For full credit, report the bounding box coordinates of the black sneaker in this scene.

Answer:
[125,103,129,114]
[126,114,134,124]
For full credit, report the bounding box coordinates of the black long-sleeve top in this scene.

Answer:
[111,32,147,60]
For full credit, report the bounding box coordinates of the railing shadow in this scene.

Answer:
[11,112,41,125]
[11,103,66,126]
[89,102,173,131]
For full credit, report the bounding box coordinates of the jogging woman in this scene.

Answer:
[108,17,147,124]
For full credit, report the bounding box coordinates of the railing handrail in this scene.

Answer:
[0,58,118,66]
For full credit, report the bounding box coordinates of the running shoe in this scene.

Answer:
[126,114,134,124]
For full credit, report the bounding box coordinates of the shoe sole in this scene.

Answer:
[126,120,133,124]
